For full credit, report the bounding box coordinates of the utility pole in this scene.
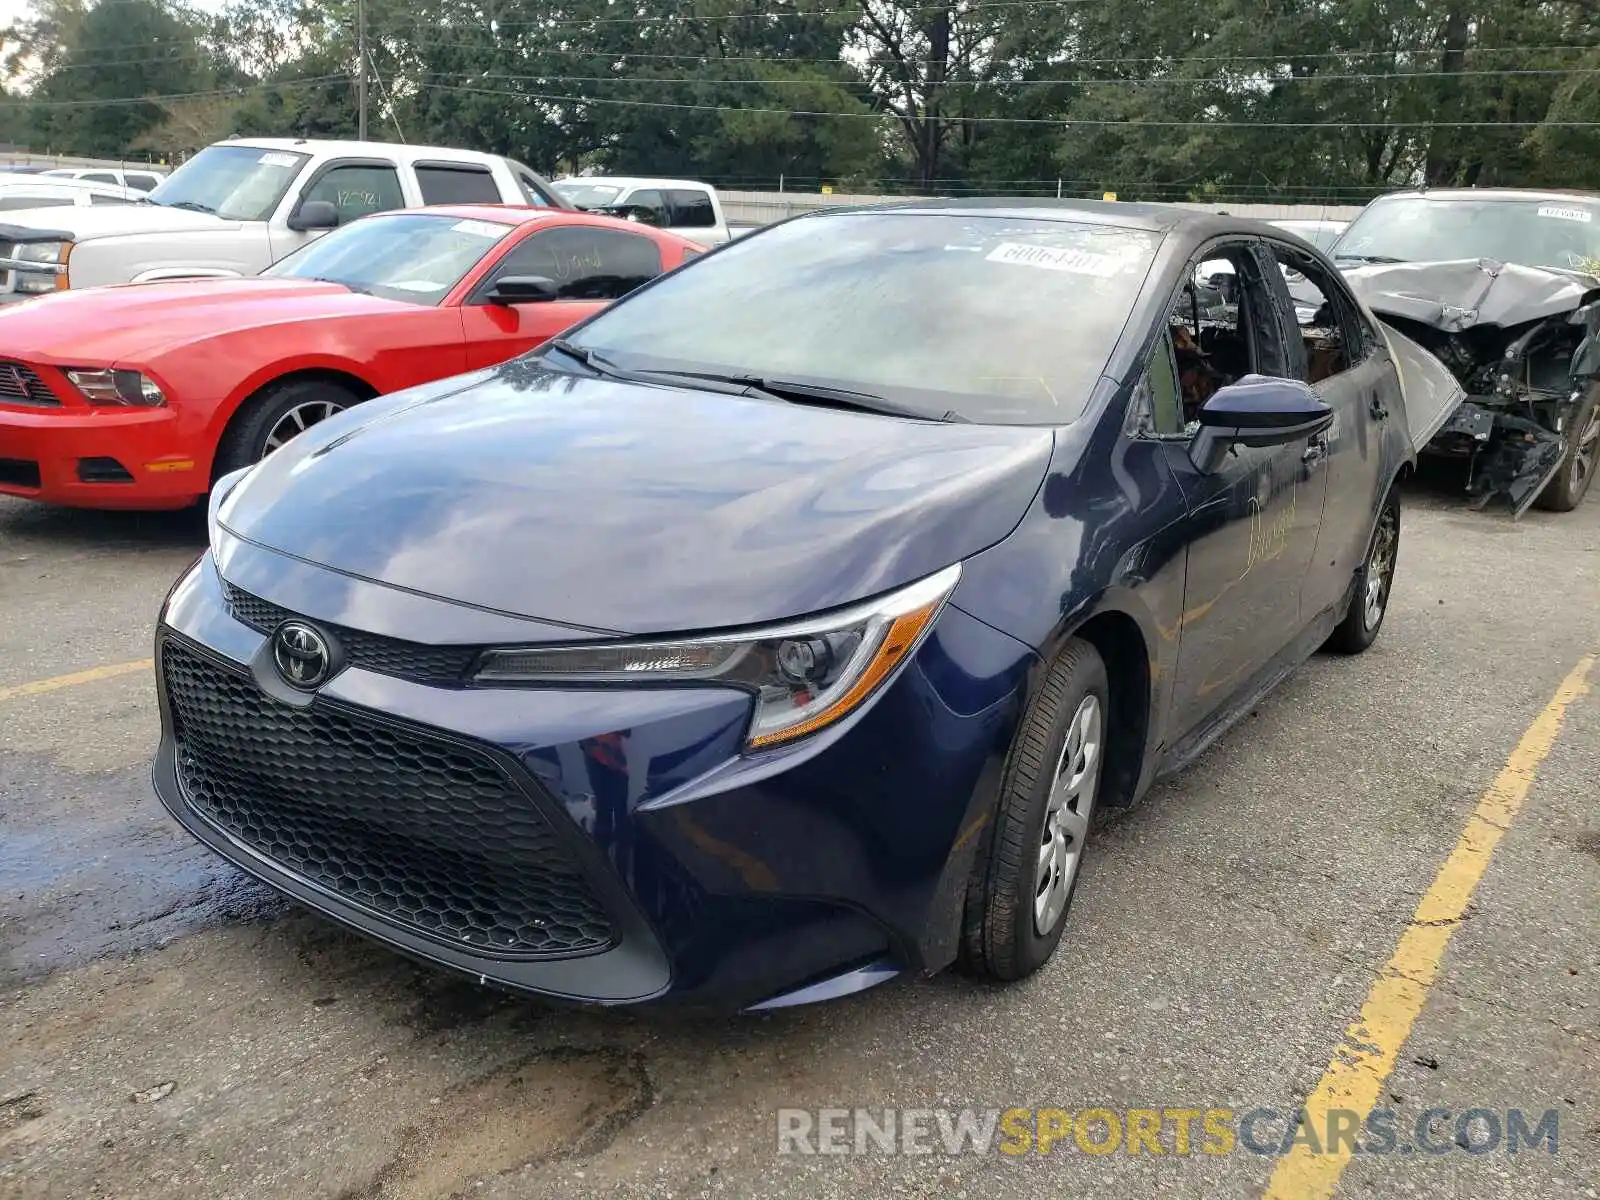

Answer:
[356,0,369,141]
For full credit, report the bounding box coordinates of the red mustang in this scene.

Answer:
[0,206,700,509]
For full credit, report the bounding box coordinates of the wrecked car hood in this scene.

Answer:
[1342,259,1600,332]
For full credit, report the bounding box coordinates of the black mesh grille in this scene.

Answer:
[0,360,59,407]
[221,581,481,687]
[162,639,615,958]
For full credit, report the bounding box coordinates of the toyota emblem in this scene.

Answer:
[272,621,331,689]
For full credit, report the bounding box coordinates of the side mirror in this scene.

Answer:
[287,200,339,232]
[1189,375,1333,475]
[485,274,559,304]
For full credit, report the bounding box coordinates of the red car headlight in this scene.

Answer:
[65,368,167,407]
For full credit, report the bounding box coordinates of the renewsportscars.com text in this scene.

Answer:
[775,1106,1560,1157]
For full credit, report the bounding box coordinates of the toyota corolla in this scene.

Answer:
[152,200,1446,1011]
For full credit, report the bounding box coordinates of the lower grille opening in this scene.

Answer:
[162,639,615,958]
[0,458,41,489]
[77,456,135,483]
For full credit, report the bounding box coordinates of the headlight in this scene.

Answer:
[12,240,71,293]
[65,368,166,407]
[474,564,961,750]
[15,240,68,264]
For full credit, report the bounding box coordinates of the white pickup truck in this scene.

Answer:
[0,137,568,303]
[551,176,741,246]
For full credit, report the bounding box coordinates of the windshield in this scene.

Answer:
[263,212,514,304]
[147,145,310,222]
[555,183,624,209]
[1334,196,1600,273]
[1271,221,1344,252]
[563,212,1159,423]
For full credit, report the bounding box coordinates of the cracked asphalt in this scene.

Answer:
[2,467,1597,1200]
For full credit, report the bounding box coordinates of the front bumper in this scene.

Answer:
[0,401,204,509]
[151,547,1034,1010]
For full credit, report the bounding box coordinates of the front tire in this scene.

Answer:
[1534,383,1599,513]
[214,379,360,479]
[1325,486,1400,655]
[960,638,1108,982]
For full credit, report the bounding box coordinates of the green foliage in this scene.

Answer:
[3,0,1597,195]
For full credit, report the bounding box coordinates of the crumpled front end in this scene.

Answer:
[1345,258,1600,516]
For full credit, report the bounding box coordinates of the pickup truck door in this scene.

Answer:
[270,157,408,261]
[456,224,671,370]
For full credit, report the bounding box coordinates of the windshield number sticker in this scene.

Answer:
[451,219,507,238]
[986,242,1124,277]
[258,152,300,169]
[1537,205,1593,223]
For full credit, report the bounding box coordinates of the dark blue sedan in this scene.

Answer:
[152,201,1444,1011]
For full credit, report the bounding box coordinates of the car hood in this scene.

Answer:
[218,360,1056,636]
[0,202,239,239]
[1341,258,1600,333]
[0,277,410,362]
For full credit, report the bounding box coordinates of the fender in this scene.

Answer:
[204,352,382,460]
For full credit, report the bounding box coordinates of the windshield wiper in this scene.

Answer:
[161,199,218,215]
[1334,253,1406,265]
[636,370,953,421]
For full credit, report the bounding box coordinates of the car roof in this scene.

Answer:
[556,177,710,191]
[800,196,1298,240]
[1372,187,1600,205]
[360,203,616,228]
[0,176,135,196]
[222,138,509,169]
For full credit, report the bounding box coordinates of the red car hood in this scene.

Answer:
[0,277,411,364]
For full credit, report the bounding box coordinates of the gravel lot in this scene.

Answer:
[2,469,1597,1200]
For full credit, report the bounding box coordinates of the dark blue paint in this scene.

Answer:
[152,203,1415,1011]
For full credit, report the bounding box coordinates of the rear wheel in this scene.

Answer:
[214,379,361,479]
[959,638,1108,982]
[1534,384,1600,513]
[1325,486,1400,655]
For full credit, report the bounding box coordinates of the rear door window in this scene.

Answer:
[417,165,501,205]
[665,189,716,229]
[0,195,71,210]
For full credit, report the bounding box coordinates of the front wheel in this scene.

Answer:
[214,379,360,479]
[1534,384,1600,513]
[1325,486,1400,655]
[959,638,1108,982]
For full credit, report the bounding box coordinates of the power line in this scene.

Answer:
[480,0,1099,30]
[27,39,1600,83]
[0,76,351,108]
[421,80,1600,127]
[424,66,1600,89]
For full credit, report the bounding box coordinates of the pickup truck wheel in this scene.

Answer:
[1325,486,1400,655]
[215,380,360,478]
[1534,384,1600,513]
[958,638,1108,982]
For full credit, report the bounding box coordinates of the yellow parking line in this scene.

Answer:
[1264,653,1594,1200]
[0,658,153,703]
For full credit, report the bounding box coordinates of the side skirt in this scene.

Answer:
[1154,596,1346,781]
